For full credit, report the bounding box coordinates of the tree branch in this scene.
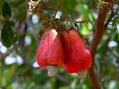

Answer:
[104,42,119,59]
[0,48,13,61]
[88,12,106,89]
[88,0,114,89]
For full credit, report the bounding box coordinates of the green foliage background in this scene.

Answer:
[0,0,119,89]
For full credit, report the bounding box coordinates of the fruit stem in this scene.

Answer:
[53,0,60,18]
[77,70,87,79]
[59,2,74,27]
[46,65,57,77]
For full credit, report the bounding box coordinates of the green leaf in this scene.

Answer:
[76,4,93,21]
[7,21,15,27]
[1,24,18,48]
[9,0,25,8]
[7,65,16,83]
[2,1,12,18]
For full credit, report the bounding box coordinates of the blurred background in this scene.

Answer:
[0,0,119,89]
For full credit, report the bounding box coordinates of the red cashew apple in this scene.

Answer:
[61,29,92,78]
[36,28,65,77]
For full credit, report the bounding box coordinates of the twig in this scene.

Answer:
[14,44,34,68]
[104,10,114,30]
[26,12,39,47]
[55,74,70,85]
[0,48,13,61]
[104,42,119,59]
[108,47,119,59]
[34,67,70,85]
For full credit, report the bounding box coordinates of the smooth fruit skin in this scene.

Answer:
[61,30,92,73]
[36,28,65,67]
